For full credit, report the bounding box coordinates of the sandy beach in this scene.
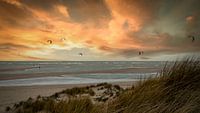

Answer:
[0,61,161,112]
[0,81,134,113]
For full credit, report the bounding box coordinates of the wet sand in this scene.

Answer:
[0,81,135,113]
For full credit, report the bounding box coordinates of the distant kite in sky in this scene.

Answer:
[79,53,83,56]
[139,51,144,55]
[188,35,195,42]
[47,40,53,44]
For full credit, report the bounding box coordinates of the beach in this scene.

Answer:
[0,82,135,113]
[0,61,162,112]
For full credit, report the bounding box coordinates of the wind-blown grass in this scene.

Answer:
[7,58,200,113]
[108,58,200,113]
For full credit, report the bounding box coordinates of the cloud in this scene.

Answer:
[105,0,161,25]
[0,0,34,28]
[0,43,34,50]
[0,43,47,60]
[186,16,194,22]
[0,0,199,60]
[186,15,200,34]
[62,0,111,26]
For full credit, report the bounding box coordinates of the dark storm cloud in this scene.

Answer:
[0,0,200,60]
[20,0,70,22]
[62,0,111,25]
[21,0,60,11]
[102,0,200,58]
[0,1,33,28]
[186,15,200,34]
[99,31,200,58]
[158,0,200,34]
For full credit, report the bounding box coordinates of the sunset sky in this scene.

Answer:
[0,0,200,61]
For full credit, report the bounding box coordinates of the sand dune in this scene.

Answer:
[0,82,134,113]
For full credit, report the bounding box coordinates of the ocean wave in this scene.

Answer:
[0,76,138,86]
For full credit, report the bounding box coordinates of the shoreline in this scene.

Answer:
[0,67,160,81]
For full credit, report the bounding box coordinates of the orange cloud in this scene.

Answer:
[0,0,199,60]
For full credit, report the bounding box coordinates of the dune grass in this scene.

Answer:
[13,97,94,113]
[107,58,200,113]
[51,86,95,98]
[7,58,200,113]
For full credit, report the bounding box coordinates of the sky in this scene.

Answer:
[0,0,200,61]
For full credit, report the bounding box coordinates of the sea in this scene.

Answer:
[0,61,165,86]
